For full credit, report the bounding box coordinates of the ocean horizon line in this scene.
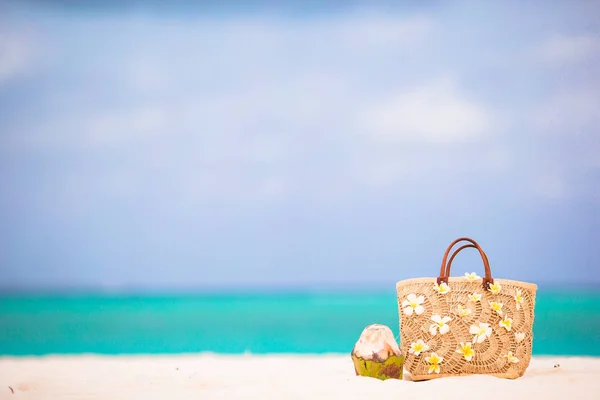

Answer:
[0,280,596,298]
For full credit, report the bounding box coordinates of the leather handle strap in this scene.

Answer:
[437,237,493,290]
[443,244,490,278]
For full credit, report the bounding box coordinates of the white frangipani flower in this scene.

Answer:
[468,293,482,303]
[489,301,504,316]
[433,282,451,294]
[514,289,524,310]
[429,315,452,336]
[456,304,472,318]
[470,322,493,343]
[402,294,425,316]
[515,332,525,343]
[464,272,481,281]
[425,352,444,374]
[504,351,519,364]
[499,315,513,331]
[408,339,429,356]
[456,342,475,361]
[488,282,502,295]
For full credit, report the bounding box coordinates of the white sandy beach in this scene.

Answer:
[0,355,597,400]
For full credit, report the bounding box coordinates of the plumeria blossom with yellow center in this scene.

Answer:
[514,289,524,310]
[504,351,519,364]
[464,272,481,282]
[515,332,525,343]
[402,294,425,316]
[499,315,513,331]
[489,301,504,316]
[456,304,472,318]
[487,282,502,295]
[429,315,452,336]
[456,342,475,361]
[408,339,430,356]
[425,352,444,374]
[469,322,492,343]
[433,281,451,295]
[468,293,482,303]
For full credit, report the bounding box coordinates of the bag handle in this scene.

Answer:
[437,237,493,290]
[443,244,490,278]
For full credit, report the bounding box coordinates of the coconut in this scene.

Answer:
[351,324,404,380]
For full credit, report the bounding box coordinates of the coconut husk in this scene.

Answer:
[351,324,404,380]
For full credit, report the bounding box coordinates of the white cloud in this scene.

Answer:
[5,12,436,149]
[117,13,435,93]
[360,78,492,143]
[2,11,566,205]
[0,32,28,83]
[538,34,600,65]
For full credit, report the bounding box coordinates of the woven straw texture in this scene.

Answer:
[396,277,537,381]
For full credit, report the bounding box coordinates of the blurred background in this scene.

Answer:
[0,0,599,356]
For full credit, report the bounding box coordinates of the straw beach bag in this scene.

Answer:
[396,237,537,381]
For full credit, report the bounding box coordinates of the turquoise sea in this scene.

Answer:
[0,289,598,356]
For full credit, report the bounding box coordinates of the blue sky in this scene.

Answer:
[0,0,599,290]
